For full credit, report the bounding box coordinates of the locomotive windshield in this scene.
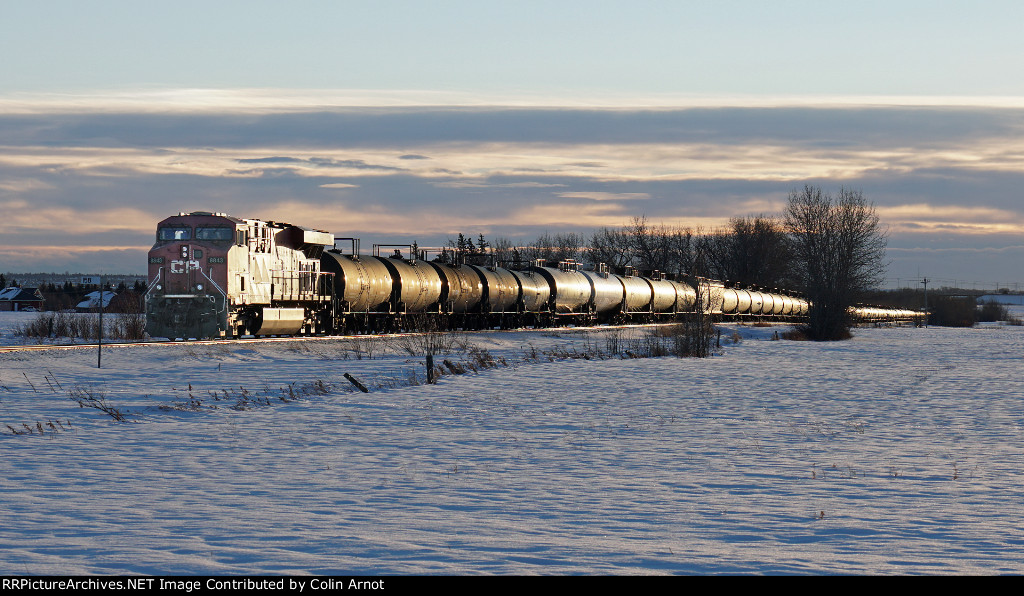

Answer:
[196,227,234,241]
[158,226,192,241]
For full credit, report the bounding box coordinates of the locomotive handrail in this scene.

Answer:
[198,267,228,314]
[144,267,162,300]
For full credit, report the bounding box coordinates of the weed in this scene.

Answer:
[395,326,469,357]
[5,418,70,436]
[161,378,336,412]
[22,373,37,393]
[68,386,130,422]
[781,328,809,341]
[468,346,497,369]
[14,311,146,341]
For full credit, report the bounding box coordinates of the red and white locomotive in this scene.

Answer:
[145,212,333,339]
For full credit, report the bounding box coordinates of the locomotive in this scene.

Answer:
[145,212,920,339]
[145,212,333,339]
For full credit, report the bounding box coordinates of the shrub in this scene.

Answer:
[14,311,145,341]
[781,327,810,341]
[928,296,978,327]
[977,300,1011,323]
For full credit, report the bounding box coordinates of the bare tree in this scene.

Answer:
[523,232,586,264]
[588,226,633,271]
[491,237,522,267]
[622,216,699,277]
[784,186,887,340]
[586,217,705,278]
[706,216,793,289]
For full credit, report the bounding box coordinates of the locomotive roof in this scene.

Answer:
[157,212,333,245]
[159,211,245,225]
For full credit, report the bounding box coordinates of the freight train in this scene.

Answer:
[144,212,921,339]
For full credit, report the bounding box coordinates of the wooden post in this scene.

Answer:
[344,373,369,393]
[426,354,435,384]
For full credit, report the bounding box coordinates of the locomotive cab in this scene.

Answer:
[146,212,243,339]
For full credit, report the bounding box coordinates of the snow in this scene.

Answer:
[1,313,1023,574]
[75,290,117,310]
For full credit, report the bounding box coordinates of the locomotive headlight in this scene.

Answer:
[156,284,162,290]
[196,283,204,291]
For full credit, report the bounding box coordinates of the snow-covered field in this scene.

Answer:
[1,312,1023,575]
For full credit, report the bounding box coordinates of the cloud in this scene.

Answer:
[880,203,1024,235]
[4,104,1020,149]
[3,101,1024,284]
[432,181,567,189]
[556,192,650,202]
[236,156,405,171]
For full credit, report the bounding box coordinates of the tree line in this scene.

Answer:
[15,280,147,313]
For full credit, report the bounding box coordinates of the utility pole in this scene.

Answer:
[920,277,929,328]
[98,274,104,369]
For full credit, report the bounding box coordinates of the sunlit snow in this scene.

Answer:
[1,312,1023,574]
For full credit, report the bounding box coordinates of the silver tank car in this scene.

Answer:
[466,264,520,313]
[670,280,697,311]
[778,294,795,316]
[648,277,678,313]
[748,290,766,315]
[579,267,625,315]
[733,288,753,314]
[620,273,654,313]
[427,261,483,313]
[374,253,443,312]
[320,251,393,312]
[511,269,553,313]
[530,263,591,314]
[720,287,740,315]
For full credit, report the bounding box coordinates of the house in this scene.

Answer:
[0,287,45,312]
[75,290,117,312]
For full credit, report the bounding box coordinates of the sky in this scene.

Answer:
[2,0,1024,289]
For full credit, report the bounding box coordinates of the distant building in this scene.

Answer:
[0,287,44,312]
[76,290,117,312]
[977,294,1024,305]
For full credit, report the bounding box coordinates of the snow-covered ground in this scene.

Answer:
[1,313,1023,574]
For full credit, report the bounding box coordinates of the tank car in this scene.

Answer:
[146,212,333,339]
[646,272,679,315]
[320,247,445,331]
[579,263,626,321]
[620,268,654,315]
[529,261,593,317]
